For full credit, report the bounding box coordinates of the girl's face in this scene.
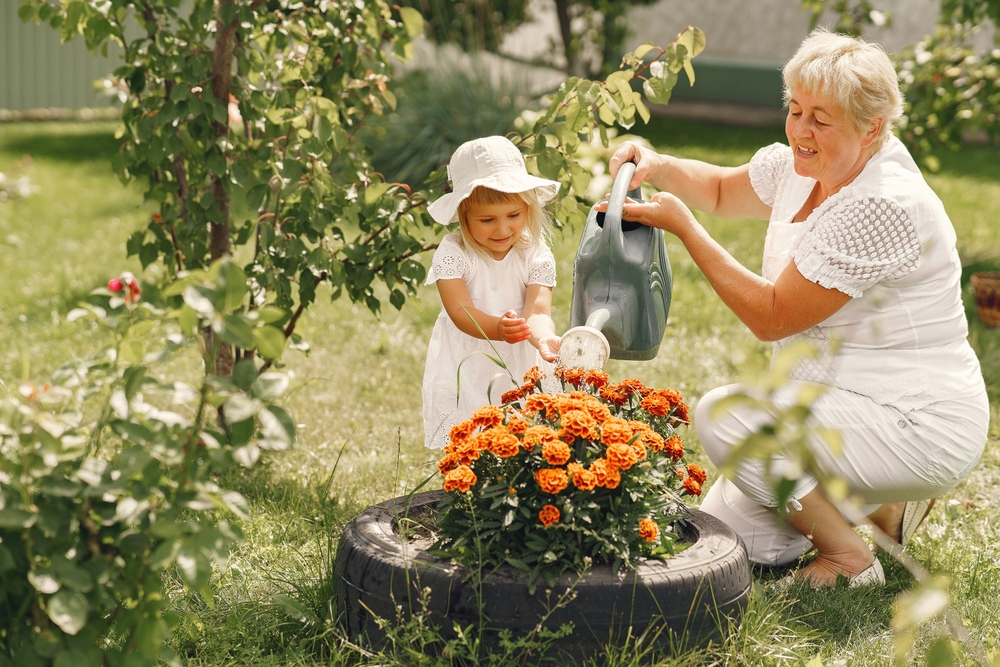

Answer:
[785,87,879,197]
[464,198,528,260]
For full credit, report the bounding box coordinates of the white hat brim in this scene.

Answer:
[428,172,561,225]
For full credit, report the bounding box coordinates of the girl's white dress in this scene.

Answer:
[422,232,557,449]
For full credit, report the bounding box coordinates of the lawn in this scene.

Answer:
[1,118,998,666]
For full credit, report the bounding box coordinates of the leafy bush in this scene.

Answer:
[366,57,538,187]
[433,367,702,591]
[0,260,293,667]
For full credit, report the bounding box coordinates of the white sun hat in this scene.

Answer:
[427,135,561,225]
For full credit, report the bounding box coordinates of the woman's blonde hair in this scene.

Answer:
[457,186,552,260]
[783,29,903,150]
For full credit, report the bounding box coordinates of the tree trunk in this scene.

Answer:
[553,0,576,75]
[209,0,238,379]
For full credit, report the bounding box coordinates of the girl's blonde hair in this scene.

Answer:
[457,186,552,260]
[783,29,903,151]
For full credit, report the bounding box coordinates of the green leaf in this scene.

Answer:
[219,314,256,348]
[398,6,424,37]
[0,508,36,528]
[224,394,261,424]
[272,594,318,623]
[232,359,259,390]
[47,589,89,635]
[250,372,289,402]
[364,182,391,205]
[253,325,285,360]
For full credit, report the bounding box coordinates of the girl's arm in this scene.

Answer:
[524,284,560,362]
[436,278,530,343]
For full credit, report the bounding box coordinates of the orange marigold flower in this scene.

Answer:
[522,424,559,451]
[438,453,460,474]
[542,440,571,466]
[523,366,543,385]
[640,391,673,417]
[471,405,504,429]
[535,468,569,495]
[663,435,685,461]
[443,465,477,493]
[638,518,659,543]
[566,462,585,477]
[556,367,586,388]
[584,369,609,389]
[483,427,520,458]
[506,415,529,434]
[640,430,665,453]
[448,420,477,446]
[671,402,691,424]
[572,468,597,491]
[600,417,633,445]
[538,504,560,527]
[599,384,629,406]
[603,465,621,489]
[524,394,557,419]
[633,440,647,462]
[584,397,612,423]
[501,387,524,404]
[621,378,651,397]
[606,442,640,471]
[686,463,707,484]
[560,409,597,440]
[557,428,576,444]
[683,476,703,496]
[589,458,619,488]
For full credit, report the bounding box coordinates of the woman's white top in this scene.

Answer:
[422,232,556,448]
[749,136,985,412]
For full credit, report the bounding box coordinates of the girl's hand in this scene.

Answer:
[498,310,530,343]
[536,335,560,363]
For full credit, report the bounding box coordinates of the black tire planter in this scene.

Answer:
[336,490,750,662]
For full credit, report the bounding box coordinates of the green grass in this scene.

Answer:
[1,118,998,666]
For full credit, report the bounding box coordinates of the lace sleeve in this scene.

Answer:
[748,143,792,207]
[425,235,472,285]
[793,197,921,298]
[527,242,557,287]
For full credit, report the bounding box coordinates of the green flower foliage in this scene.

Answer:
[0,260,293,667]
[432,369,701,593]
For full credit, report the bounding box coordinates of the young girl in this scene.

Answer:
[422,136,562,449]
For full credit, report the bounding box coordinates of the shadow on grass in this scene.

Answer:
[0,126,119,163]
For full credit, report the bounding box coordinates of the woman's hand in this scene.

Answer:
[498,310,531,344]
[608,141,661,191]
[594,192,698,239]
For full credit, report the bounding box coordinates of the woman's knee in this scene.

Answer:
[695,384,748,467]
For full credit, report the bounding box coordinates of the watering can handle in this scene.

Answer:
[602,161,643,259]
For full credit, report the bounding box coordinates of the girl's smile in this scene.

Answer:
[465,199,529,260]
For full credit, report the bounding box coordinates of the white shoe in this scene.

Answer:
[773,556,885,589]
[901,498,935,546]
[849,557,885,587]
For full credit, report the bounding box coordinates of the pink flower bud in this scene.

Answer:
[108,278,124,292]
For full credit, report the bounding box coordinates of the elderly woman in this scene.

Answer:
[603,30,989,586]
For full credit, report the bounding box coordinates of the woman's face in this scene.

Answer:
[785,87,879,196]
[463,198,528,260]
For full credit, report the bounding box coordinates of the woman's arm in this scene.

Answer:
[617,193,851,341]
[608,141,772,220]
[523,283,560,362]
